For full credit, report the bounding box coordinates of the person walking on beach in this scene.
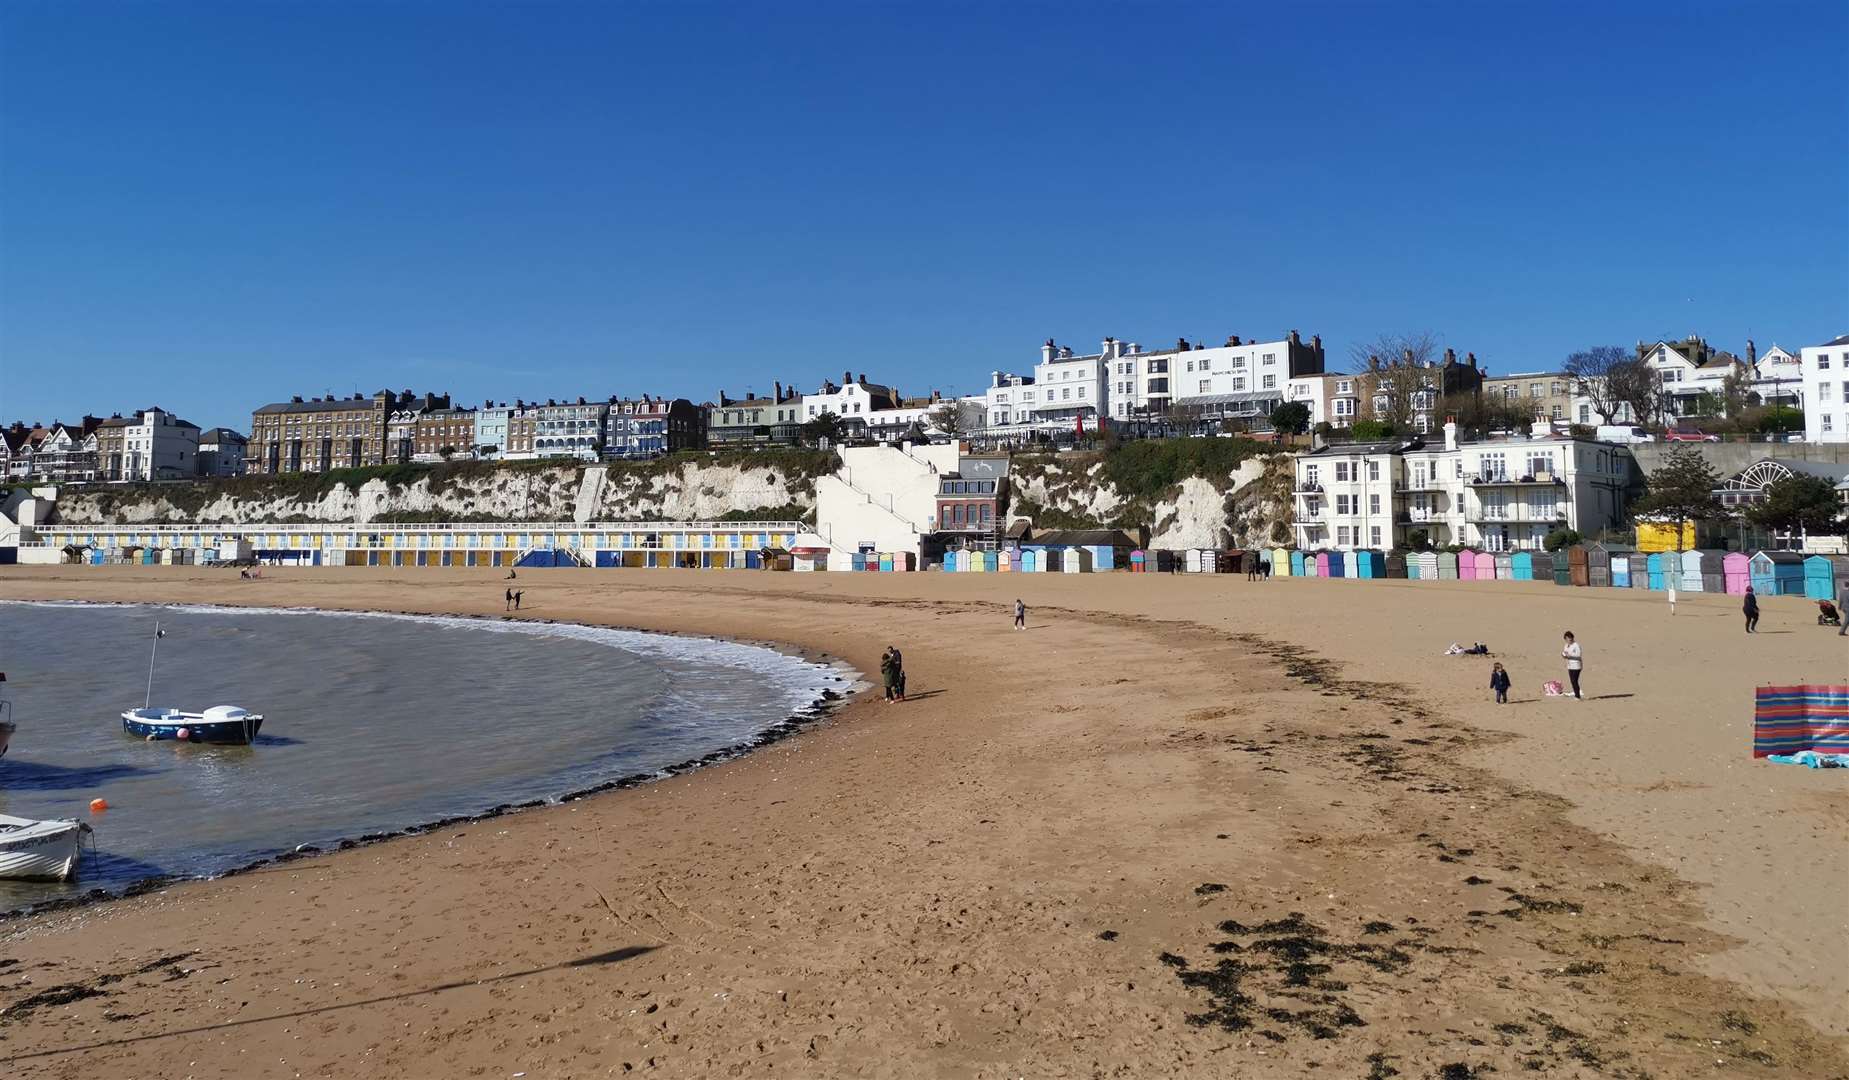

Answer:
[513,589,524,611]
[1560,631,1583,700]
[1490,662,1511,705]
[505,587,514,612]
[880,646,905,703]
[1743,586,1760,634]
[1013,598,1026,630]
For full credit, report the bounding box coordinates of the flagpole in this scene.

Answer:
[146,621,160,709]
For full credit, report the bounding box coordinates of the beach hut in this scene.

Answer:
[1645,552,1669,590]
[1064,548,1091,573]
[1267,547,1287,577]
[1314,551,1331,577]
[1531,551,1556,585]
[1385,552,1407,579]
[1749,550,1806,595]
[1021,549,1038,573]
[1679,550,1705,592]
[1456,549,1478,581]
[1404,554,1421,580]
[1353,550,1384,578]
[1625,552,1650,589]
[1288,550,1306,577]
[1510,551,1534,581]
[1436,551,1459,580]
[1804,554,1849,599]
[1493,552,1514,581]
[1472,551,1496,580]
[1699,550,1726,594]
[1568,546,1590,587]
[1415,551,1439,580]
[1128,549,1144,573]
[1185,549,1203,573]
[1327,551,1346,578]
[1610,552,1631,588]
[1720,552,1749,594]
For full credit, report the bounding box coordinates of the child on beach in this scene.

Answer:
[1013,598,1026,630]
[1490,662,1511,705]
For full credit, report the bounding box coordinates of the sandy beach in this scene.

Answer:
[0,566,1844,1079]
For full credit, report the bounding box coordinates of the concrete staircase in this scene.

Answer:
[573,466,608,524]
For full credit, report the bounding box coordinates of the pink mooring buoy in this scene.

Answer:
[175,727,191,741]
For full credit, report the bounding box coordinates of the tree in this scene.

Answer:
[1610,360,1665,427]
[1349,418,1395,441]
[926,401,979,438]
[1756,408,1804,435]
[1351,332,1439,432]
[1630,445,1725,551]
[1269,401,1311,436]
[801,411,846,447]
[1748,474,1845,536]
[1442,389,1534,438]
[1543,527,1583,552]
[1565,345,1650,426]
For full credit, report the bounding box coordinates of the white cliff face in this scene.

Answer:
[46,457,829,526]
[1010,452,1294,549]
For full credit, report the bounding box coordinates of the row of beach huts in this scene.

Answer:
[1134,544,1849,599]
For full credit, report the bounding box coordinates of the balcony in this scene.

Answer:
[1293,482,1325,495]
[1393,478,1446,492]
[1467,508,1569,524]
[1467,473,1565,487]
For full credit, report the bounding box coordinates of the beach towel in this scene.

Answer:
[1753,685,1849,758]
[1543,680,1565,697]
[1765,751,1849,769]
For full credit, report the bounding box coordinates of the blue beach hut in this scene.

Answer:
[1806,555,1849,599]
[1404,554,1421,580]
[1354,550,1384,578]
[1510,551,1534,581]
[1290,550,1306,576]
[1749,550,1805,596]
[1611,553,1631,588]
[1646,552,1668,590]
[1327,551,1346,578]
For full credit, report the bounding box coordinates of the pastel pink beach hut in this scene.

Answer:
[1457,549,1479,580]
[1723,552,1750,594]
[1314,552,1331,576]
[1472,551,1496,579]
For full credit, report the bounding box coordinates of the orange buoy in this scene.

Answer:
[89,798,109,813]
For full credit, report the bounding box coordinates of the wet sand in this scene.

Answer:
[0,566,1844,1079]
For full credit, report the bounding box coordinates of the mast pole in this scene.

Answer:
[145,621,160,709]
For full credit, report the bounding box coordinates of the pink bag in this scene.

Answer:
[1543,680,1565,697]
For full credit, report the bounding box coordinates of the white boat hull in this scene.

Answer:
[0,816,90,882]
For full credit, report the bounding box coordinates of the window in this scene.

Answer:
[1263,352,1278,365]
[1819,354,1832,369]
[1526,453,1551,476]
[1824,382,1834,401]
[1147,378,1169,394]
[1578,404,1590,424]
[1077,386,1085,399]
[1147,359,1168,374]
[1825,414,1835,433]
[1334,462,1351,481]
[1530,384,1544,398]
[1335,494,1354,514]
[1232,357,1246,369]
[1337,380,1351,394]
[1370,526,1382,548]
[1262,374,1276,389]
[1199,380,1211,394]
[1184,361,1194,373]
[1232,378,1247,391]
[1369,493,1381,514]
[1061,389,1070,400]
[1551,405,1563,420]
[1367,460,1380,480]
[1480,452,1507,479]
[1532,492,1558,519]
[1305,464,1319,485]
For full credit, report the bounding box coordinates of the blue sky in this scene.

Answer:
[3,1,1845,428]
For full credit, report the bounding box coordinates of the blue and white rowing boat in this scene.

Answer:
[121,705,264,744]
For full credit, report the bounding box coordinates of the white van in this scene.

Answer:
[1595,425,1655,444]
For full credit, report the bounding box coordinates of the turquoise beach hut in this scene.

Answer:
[1355,550,1384,578]
[1511,551,1534,581]
[1436,551,1459,580]
[1749,550,1805,595]
[1404,554,1421,580]
[1415,551,1438,580]
[1286,550,1303,576]
[1646,552,1668,590]
[1805,555,1849,599]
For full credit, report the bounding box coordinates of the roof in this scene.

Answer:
[1024,528,1138,548]
[198,428,247,444]
[1308,439,1421,456]
[255,398,377,415]
[1751,550,1806,564]
[1816,334,1849,348]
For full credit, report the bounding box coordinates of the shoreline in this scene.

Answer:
[0,598,863,922]
[0,567,1842,1077]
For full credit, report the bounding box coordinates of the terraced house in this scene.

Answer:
[250,391,395,474]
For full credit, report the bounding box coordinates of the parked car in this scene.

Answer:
[1664,431,1721,442]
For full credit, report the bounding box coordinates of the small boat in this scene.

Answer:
[121,705,264,744]
[0,815,92,882]
[125,620,265,745]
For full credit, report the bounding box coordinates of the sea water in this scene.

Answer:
[0,601,843,909]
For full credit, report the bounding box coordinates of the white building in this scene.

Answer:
[1032,340,1111,425]
[474,403,515,460]
[1292,421,1634,552]
[813,441,959,559]
[864,393,984,443]
[195,428,246,477]
[1745,342,1804,410]
[118,407,200,481]
[979,372,1037,429]
[1801,334,1849,443]
[802,372,902,437]
[531,399,605,460]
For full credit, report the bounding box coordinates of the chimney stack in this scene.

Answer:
[844,369,852,386]
[857,372,866,385]
[1289,329,1301,345]
[1443,347,1457,366]
[1444,419,1459,452]
[1467,352,1478,369]
[1043,339,1056,365]
[774,381,782,403]
[1747,339,1757,365]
